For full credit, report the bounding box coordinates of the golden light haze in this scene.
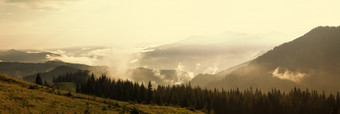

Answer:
[0,0,339,49]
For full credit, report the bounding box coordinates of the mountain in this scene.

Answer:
[21,65,192,87]
[136,31,291,75]
[0,49,59,63]
[126,67,193,85]
[206,26,340,92]
[0,74,202,113]
[214,61,250,76]
[0,46,110,66]
[23,65,81,84]
[190,61,250,87]
[0,61,107,79]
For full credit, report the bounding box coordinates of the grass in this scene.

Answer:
[0,74,203,114]
[53,82,77,92]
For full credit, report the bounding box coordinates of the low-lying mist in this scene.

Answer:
[0,31,297,86]
[43,47,199,85]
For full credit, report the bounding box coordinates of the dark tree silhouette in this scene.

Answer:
[74,73,340,114]
[54,70,90,85]
[35,73,42,85]
[147,81,153,104]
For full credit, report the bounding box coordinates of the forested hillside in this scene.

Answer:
[0,74,202,113]
[207,26,340,92]
[77,74,340,114]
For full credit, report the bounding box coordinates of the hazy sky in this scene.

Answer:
[0,0,339,49]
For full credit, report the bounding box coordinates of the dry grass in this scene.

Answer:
[0,74,203,114]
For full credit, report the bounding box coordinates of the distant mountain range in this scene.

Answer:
[190,61,250,87]
[204,26,340,92]
[0,61,107,83]
[0,49,59,63]
[2,26,340,92]
[0,48,190,85]
[126,67,192,85]
[137,31,292,75]
[3,28,336,90]
[23,65,81,84]
[0,32,293,85]
[0,46,109,65]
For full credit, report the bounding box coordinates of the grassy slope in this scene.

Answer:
[0,74,203,114]
[53,82,77,92]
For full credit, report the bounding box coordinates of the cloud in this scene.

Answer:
[44,47,145,80]
[1,0,74,10]
[4,0,46,3]
[174,63,194,85]
[203,64,219,75]
[152,69,165,80]
[195,63,200,70]
[272,67,307,83]
[46,54,98,66]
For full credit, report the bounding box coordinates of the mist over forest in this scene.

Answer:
[1,0,340,113]
[2,26,340,113]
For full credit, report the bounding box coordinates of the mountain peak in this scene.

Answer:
[312,26,339,30]
[303,26,340,37]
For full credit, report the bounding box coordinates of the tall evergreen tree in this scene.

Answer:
[76,84,80,93]
[139,83,146,103]
[35,73,43,85]
[147,81,153,104]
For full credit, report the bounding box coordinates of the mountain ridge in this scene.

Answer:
[205,26,340,92]
[0,61,107,79]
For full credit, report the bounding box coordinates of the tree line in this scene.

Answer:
[73,74,340,114]
[52,70,90,85]
[39,71,340,113]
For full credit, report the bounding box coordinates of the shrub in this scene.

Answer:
[65,91,73,97]
[28,85,38,89]
[130,107,141,114]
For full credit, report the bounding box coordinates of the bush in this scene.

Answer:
[187,106,195,111]
[57,91,61,95]
[102,106,107,111]
[28,85,38,89]
[65,91,73,97]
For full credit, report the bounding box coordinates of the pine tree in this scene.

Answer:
[35,73,43,85]
[139,83,146,103]
[43,80,49,87]
[147,81,153,104]
[76,84,80,93]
